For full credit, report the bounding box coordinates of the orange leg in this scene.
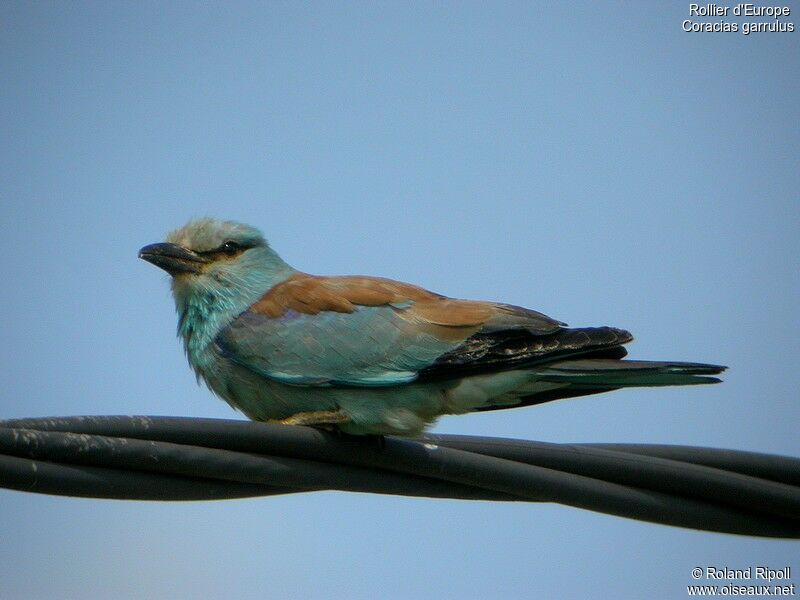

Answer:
[270,410,350,427]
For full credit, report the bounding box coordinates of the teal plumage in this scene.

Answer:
[139,218,726,435]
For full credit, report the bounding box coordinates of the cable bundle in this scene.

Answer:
[1,416,798,538]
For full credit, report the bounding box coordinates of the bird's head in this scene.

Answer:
[139,218,294,324]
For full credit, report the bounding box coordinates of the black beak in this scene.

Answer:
[138,242,209,275]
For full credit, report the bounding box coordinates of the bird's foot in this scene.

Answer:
[270,410,350,428]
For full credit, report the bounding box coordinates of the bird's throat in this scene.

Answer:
[173,267,295,364]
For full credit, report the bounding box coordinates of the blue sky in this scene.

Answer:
[1,2,798,598]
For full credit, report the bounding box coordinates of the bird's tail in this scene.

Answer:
[475,358,727,412]
[536,358,726,387]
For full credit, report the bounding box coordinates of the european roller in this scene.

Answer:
[139,219,726,436]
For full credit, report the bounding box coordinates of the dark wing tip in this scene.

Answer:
[554,326,633,348]
[418,325,634,381]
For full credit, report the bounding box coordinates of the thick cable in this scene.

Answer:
[1,416,798,538]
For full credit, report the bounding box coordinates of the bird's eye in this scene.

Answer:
[220,241,241,255]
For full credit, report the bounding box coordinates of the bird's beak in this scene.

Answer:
[138,242,209,276]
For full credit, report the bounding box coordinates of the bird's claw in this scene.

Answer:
[269,410,350,428]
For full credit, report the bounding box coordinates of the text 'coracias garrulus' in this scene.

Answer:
[139,219,726,436]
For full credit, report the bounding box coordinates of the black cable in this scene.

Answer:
[586,443,800,485]
[1,416,799,538]
[0,453,279,501]
[0,427,513,502]
[422,435,800,520]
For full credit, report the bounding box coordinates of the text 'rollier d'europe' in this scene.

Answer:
[683,3,795,33]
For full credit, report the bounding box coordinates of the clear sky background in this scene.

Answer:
[1,2,798,598]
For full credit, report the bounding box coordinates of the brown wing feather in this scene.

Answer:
[251,273,486,320]
[251,274,347,316]
[251,273,564,339]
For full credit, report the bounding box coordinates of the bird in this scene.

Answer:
[139,218,726,436]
